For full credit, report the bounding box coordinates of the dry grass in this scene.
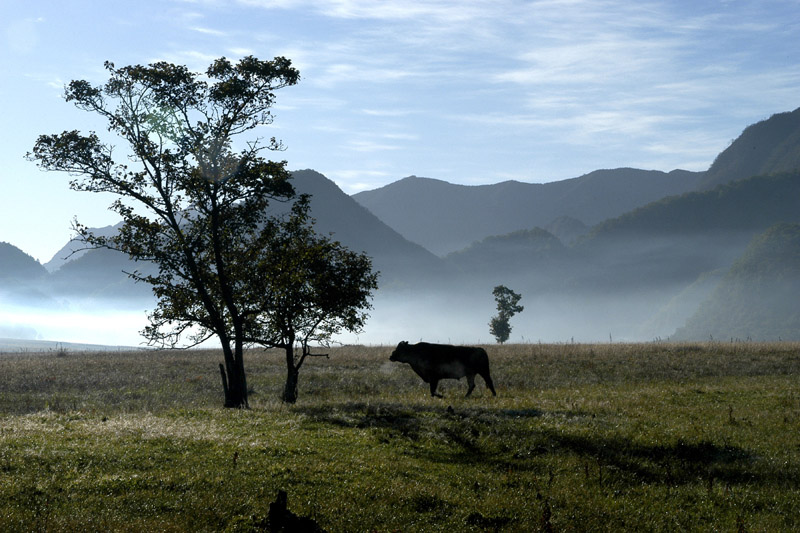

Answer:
[1,341,799,531]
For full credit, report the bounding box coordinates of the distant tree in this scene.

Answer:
[489,285,523,344]
[29,56,378,407]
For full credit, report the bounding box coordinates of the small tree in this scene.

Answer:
[29,56,377,407]
[246,197,378,403]
[489,285,524,344]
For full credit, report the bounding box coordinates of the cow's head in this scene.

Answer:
[390,341,410,362]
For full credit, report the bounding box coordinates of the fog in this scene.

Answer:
[6,157,792,350]
[0,222,754,350]
[0,228,779,350]
[0,296,151,349]
[352,284,698,346]
[0,281,698,351]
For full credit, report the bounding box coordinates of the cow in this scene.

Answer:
[390,341,497,398]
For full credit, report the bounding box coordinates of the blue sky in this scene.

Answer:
[2,0,800,263]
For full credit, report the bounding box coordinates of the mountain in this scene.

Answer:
[406,167,800,342]
[698,107,800,190]
[352,108,800,258]
[18,107,800,344]
[0,242,50,303]
[44,224,121,273]
[544,216,589,245]
[353,168,703,255]
[47,247,153,301]
[0,242,48,282]
[283,170,449,287]
[673,223,800,341]
[0,338,144,352]
[46,170,448,298]
[445,228,569,285]
[573,171,800,291]
[639,269,726,340]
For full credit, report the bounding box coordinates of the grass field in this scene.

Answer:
[1,342,799,531]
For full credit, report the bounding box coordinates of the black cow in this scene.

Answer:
[390,341,497,398]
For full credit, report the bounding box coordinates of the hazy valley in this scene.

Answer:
[2,107,800,347]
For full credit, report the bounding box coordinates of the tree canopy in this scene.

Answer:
[489,285,523,344]
[30,56,378,406]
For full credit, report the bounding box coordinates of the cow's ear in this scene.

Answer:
[400,341,407,346]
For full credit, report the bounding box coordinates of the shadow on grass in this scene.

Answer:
[296,401,798,490]
[531,430,760,486]
[297,401,542,437]
[297,401,444,439]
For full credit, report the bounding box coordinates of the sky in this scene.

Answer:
[2,0,800,264]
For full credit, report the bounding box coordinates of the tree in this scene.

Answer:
[246,196,378,403]
[29,56,377,407]
[489,285,523,344]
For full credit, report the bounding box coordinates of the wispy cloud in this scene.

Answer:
[5,0,799,264]
[327,169,395,193]
[150,50,220,70]
[236,0,499,24]
[381,132,418,141]
[4,17,44,55]
[227,47,255,56]
[187,0,800,178]
[190,26,227,36]
[346,139,403,152]
[360,108,415,117]
[317,62,419,86]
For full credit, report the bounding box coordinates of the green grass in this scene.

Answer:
[1,342,799,531]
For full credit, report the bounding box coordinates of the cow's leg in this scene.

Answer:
[465,374,476,397]
[429,379,443,398]
[481,371,497,396]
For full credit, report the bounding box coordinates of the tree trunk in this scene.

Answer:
[219,363,230,403]
[282,366,299,404]
[220,343,249,408]
[222,366,249,408]
[282,346,299,404]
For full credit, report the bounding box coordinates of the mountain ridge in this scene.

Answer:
[353,168,704,255]
[698,107,800,190]
[6,106,800,343]
[0,242,48,281]
[32,169,450,300]
[275,169,451,287]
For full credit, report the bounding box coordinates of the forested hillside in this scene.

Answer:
[445,228,570,286]
[674,223,800,340]
[0,242,50,303]
[0,242,47,282]
[573,171,800,289]
[698,107,800,190]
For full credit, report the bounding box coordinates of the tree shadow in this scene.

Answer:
[531,430,758,486]
[296,401,798,490]
[297,401,441,440]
